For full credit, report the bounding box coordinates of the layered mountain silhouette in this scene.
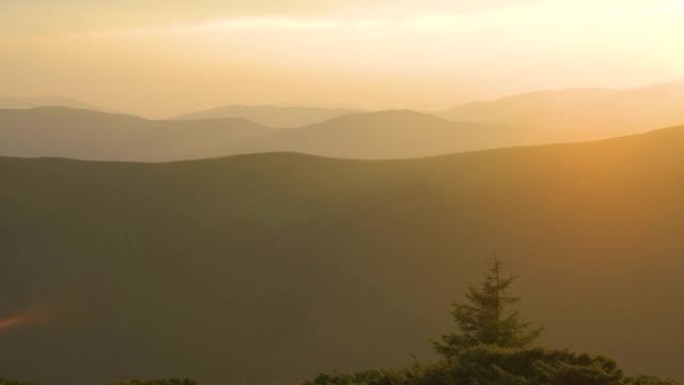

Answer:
[0,107,274,161]
[2,125,684,385]
[0,96,118,113]
[0,107,523,161]
[5,79,684,163]
[173,105,361,128]
[240,110,525,159]
[440,79,684,141]
[440,88,613,123]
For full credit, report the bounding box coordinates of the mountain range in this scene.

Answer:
[439,79,684,141]
[238,110,526,159]
[173,105,362,128]
[3,79,684,162]
[2,124,684,385]
[0,107,274,161]
[0,96,118,114]
[0,107,523,161]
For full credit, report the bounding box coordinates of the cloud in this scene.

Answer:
[3,0,542,15]
[0,0,543,35]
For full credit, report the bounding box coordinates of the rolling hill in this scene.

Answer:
[439,88,613,124]
[440,79,684,141]
[0,108,528,161]
[173,105,361,128]
[0,96,118,114]
[0,107,274,161]
[239,110,529,159]
[1,125,684,385]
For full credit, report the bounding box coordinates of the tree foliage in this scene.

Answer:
[306,345,661,385]
[435,256,541,357]
[305,257,680,385]
[108,379,197,385]
[430,346,624,385]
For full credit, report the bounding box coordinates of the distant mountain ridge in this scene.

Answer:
[0,107,525,161]
[0,106,274,161]
[241,109,529,159]
[0,96,120,114]
[4,79,684,162]
[439,79,684,140]
[173,104,362,128]
[440,88,614,122]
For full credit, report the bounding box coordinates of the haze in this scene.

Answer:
[2,0,684,118]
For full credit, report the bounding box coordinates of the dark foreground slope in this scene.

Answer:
[1,126,684,384]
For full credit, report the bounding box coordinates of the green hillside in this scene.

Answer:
[1,125,684,385]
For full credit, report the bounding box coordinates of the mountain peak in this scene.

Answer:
[0,96,121,114]
[323,109,453,126]
[173,104,361,128]
[3,106,147,122]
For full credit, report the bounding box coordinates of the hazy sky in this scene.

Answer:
[2,0,683,117]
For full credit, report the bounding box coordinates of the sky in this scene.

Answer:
[2,0,684,117]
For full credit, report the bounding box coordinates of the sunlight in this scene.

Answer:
[190,17,341,32]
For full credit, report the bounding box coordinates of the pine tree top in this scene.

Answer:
[434,254,542,357]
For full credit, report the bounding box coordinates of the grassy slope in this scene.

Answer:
[1,125,684,384]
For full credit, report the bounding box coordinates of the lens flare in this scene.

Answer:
[0,314,29,333]
[0,305,51,334]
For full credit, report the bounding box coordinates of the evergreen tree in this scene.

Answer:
[434,253,541,357]
[305,254,680,385]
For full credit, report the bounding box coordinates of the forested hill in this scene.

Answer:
[1,125,684,385]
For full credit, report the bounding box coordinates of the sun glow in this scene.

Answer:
[2,0,683,117]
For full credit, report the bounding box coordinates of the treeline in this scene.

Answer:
[108,380,197,385]
[306,346,677,385]
[305,258,681,385]
[0,379,40,385]
[0,379,196,385]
